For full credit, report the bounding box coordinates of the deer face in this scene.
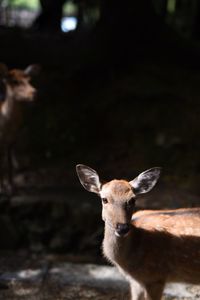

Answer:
[76,165,161,237]
[0,64,39,102]
[6,68,37,102]
[100,180,135,236]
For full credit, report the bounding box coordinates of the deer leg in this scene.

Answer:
[0,149,6,194]
[129,279,148,300]
[0,165,5,194]
[144,281,165,300]
[6,145,15,194]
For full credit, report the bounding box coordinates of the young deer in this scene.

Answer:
[0,63,38,193]
[76,164,200,300]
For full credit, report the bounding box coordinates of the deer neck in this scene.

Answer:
[103,222,145,278]
[103,222,133,265]
[1,87,20,119]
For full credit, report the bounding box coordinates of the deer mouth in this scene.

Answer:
[115,230,130,238]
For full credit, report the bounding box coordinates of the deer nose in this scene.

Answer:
[116,223,130,237]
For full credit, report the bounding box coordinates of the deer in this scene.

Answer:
[0,63,39,194]
[76,164,200,300]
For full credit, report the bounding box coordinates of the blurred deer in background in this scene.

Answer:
[0,63,39,194]
[76,165,200,300]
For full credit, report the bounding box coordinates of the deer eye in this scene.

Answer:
[11,79,21,85]
[102,198,108,204]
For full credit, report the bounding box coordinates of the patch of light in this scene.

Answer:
[61,17,77,32]
[164,283,194,297]
[89,265,123,281]
[18,269,42,279]
[50,267,60,274]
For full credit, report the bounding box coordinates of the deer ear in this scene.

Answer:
[0,63,8,78]
[76,164,101,194]
[24,64,40,76]
[129,167,161,195]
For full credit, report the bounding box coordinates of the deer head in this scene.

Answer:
[0,64,39,102]
[7,65,39,102]
[76,165,161,237]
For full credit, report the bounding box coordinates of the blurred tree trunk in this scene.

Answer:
[153,0,168,18]
[32,0,66,32]
[75,2,84,32]
[192,1,200,39]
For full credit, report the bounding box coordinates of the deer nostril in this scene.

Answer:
[116,223,130,236]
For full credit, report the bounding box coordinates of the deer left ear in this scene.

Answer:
[24,64,40,76]
[129,167,161,195]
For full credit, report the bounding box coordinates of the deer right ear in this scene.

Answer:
[76,164,101,194]
[24,64,40,77]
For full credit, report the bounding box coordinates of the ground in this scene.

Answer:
[0,256,200,299]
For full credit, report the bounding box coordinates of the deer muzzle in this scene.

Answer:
[115,223,130,237]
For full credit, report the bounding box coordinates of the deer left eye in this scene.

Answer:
[102,198,108,204]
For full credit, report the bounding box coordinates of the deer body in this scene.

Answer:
[0,64,38,192]
[104,208,200,282]
[76,165,200,300]
[0,91,23,145]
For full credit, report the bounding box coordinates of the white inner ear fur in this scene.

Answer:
[129,168,161,194]
[88,173,101,190]
[83,169,101,193]
[130,176,156,193]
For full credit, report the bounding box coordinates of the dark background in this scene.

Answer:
[1,0,200,263]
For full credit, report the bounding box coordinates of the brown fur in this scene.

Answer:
[102,182,200,300]
[0,65,37,192]
[76,165,200,300]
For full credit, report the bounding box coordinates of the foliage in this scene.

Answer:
[63,1,78,15]
[167,0,176,14]
[2,0,39,10]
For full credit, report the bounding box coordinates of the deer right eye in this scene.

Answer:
[11,79,20,85]
[102,198,108,204]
